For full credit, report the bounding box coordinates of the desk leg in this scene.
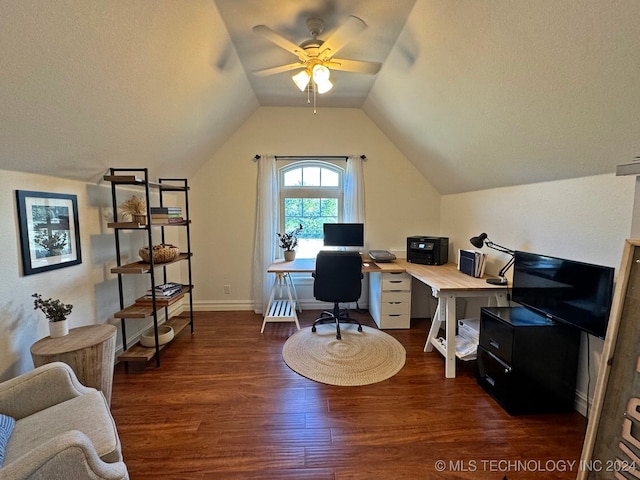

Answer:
[285,272,302,313]
[423,295,457,378]
[424,303,441,352]
[444,294,457,379]
[261,273,300,332]
[495,292,508,307]
[284,274,300,330]
[261,275,279,333]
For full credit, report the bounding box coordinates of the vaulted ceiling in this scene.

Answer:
[1,0,638,194]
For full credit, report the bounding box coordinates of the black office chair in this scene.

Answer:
[311,250,364,340]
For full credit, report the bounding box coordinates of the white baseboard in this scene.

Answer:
[193,300,255,311]
[192,299,369,312]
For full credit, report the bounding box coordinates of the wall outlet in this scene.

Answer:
[224,284,231,294]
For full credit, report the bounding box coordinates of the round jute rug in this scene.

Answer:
[282,323,406,386]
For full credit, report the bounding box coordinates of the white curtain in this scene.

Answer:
[344,155,365,223]
[252,154,278,314]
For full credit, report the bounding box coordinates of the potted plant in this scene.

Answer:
[33,293,73,337]
[119,195,147,224]
[277,224,303,261]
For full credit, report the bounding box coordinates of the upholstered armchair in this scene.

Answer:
[0,361,128,480]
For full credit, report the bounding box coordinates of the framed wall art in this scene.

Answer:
[16,190,82,275]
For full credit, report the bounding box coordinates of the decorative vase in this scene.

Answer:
[49,320,69,338]
[284,250,296,261]
[131,213,146,225]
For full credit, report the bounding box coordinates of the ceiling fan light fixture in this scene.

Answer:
[312,64,330,82]
[311,64,332,94]
[292,70,311,91]
[315,78,333,94]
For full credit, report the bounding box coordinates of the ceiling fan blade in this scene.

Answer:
[325,58,382,74]
[319,15,367,60]
[253,62,305,77]
[252,25,309,62]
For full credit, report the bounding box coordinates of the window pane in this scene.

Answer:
[302,167,320,186]
[283,168,302,186]
[284,196,340,258]
[321,168,339,187]
[302,198,321,217]
[320,198,338,217]
[284,198,302,216]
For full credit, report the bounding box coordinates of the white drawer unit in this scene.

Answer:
[369,271,412,329]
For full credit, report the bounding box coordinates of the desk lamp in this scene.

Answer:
[470,233,515,285]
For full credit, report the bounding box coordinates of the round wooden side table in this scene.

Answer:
[30,324,117,405]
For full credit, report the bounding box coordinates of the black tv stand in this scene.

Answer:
[476,306,581,415]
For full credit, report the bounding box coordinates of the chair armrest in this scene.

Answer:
[0,362,94,419]
[0,430,129,480]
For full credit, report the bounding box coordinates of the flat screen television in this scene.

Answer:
[323,223,364,247]
[511,251,614,338]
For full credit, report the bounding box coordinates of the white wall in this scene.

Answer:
[189,106,441,309]
[441,173,635,414]
[0,171,113,379]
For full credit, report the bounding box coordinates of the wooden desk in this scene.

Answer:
[267,257,395,274]
[263,258,508,378]
[30,324,117,405]
[395,259,509,378]
[262,258,388,333]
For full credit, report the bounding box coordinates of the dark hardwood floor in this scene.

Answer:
[111,310,587,480]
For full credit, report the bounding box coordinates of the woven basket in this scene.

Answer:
[139,244,180,264]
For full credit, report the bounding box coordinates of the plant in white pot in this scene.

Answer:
[277,223,303,261]
[32,293,73,338]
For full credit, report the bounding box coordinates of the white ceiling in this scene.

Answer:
[0,0,639,194]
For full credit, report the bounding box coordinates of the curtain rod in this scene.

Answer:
[253,154,366,161]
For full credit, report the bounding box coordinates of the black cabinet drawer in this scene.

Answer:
[477,345,512,405]
[479,314,514,363]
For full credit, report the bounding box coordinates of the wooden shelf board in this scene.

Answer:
[111,253,191,274]
[111,262,152,274]
[158,185,189,192]
[103,175,146,185]
[104,175,189,191]
[107,221,147,229]
[113,304,154,319]
[113,287,192,317]
[103,175,169,190]
[107,220,189,228]
[150,220,189,227]
[117,316,191,362]
[134,286,192,307]
[113,285,193,318]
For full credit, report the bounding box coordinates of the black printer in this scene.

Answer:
[406,236,449,265]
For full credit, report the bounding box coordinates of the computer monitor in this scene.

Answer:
[323,223,364,247]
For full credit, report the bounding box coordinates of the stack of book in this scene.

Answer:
[144,282,184,299]
[150,206,184,224]
[458,249,486,278]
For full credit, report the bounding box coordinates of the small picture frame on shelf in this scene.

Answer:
[16,190,82,275]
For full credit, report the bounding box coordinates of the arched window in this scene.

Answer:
[279,161,344,259]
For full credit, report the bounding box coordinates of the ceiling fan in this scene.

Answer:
[252,15,382,96]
